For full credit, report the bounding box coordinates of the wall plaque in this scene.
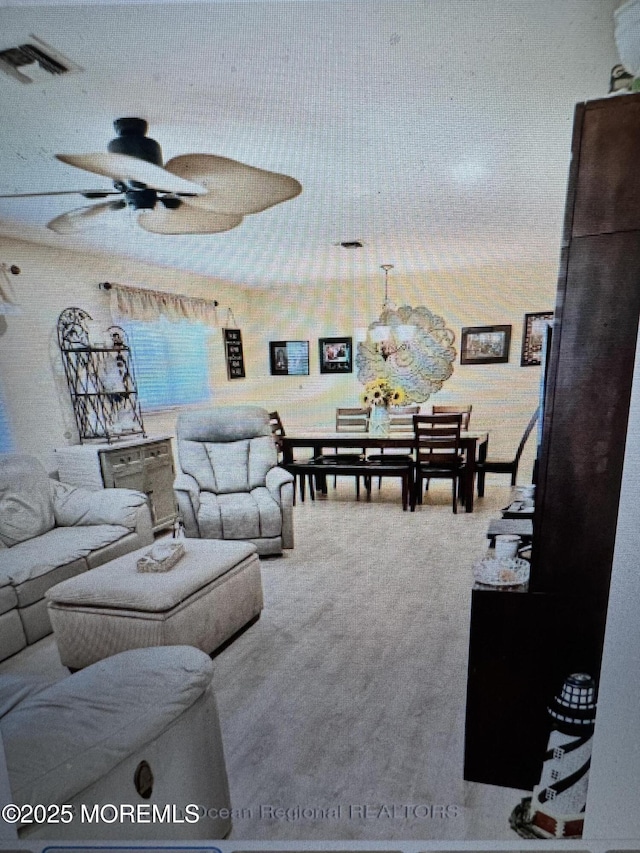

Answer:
[223,328,246,379]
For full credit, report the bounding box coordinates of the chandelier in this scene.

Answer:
[356,264,457,404]
[368,265,416,359]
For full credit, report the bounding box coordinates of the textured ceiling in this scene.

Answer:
[0,0,620,286]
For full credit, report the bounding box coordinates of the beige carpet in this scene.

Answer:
[209,480,527,841]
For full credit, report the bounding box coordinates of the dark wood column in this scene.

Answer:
[465,93,640,790]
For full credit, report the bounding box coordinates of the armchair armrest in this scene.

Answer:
[266,465,294,498]
[266,466,294,549]
[173,472,201,538]
[51,481,148,530]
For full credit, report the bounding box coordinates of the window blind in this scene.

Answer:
[123,316,213,410]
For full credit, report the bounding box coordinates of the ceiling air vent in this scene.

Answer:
[0,36,81,84]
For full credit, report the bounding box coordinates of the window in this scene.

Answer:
[123,316,213,410]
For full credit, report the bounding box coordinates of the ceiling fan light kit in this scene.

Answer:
[2,117,301,236]
[107,118,163,166]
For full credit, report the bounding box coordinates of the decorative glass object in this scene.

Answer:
[472,556,530,587]
[369,404,391,437]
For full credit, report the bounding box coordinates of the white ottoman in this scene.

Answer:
[46,539,263,670]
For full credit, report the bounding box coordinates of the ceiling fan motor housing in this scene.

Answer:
[107,118,163,167]
[124,187,157,210]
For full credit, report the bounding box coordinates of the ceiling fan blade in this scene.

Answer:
[55,153,206,195]
[164,154,302,215]
[0,189,121,199]
[47,200,127,233]
[138,203,242,235]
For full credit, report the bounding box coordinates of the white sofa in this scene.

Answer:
[0,453,154,661]
[0,645,232,840]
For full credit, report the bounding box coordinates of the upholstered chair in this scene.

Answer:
[174,407,294,555]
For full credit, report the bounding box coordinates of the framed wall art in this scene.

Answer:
[521,311,554,366]
[222,328,246,379]
[460,325,512,365]
[319,337,353,374]
[269,340,309,376]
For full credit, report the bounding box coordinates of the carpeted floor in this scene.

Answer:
[209,479,527,840]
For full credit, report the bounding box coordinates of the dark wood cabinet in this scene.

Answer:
[465,93,640,790]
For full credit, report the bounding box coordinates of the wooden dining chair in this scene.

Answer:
[366,404,420,487]
[412,413,465,513]
[268,410,316,503]
[476,407,539,496]
[314,407,369,496]
[432,404,472,431]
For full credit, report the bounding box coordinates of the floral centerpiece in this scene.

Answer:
[360,379,406,435]
[361,378,406,408]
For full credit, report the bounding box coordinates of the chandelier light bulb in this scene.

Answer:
[396,324,415,342]
[370,324,391,343]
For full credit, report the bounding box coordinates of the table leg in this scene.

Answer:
[464,438,478,513]
[476,435,488,499]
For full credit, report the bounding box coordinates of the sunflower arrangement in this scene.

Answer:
[360,378,406,409]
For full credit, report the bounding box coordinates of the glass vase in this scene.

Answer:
[369,404,391,436]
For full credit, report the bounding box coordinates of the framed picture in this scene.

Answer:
[521,311,554,366]
[222,328,246,379]
[460,325,512,365]
[269,340,309,376]
[319,336,353,374]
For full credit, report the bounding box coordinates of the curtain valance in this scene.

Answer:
[109,283,219,325]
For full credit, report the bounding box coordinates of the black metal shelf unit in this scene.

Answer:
[57,307,146,444]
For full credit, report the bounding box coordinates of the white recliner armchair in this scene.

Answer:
[0,645,232,841]
[174,407,294,555]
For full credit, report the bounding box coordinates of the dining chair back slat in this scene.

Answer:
[336,407,369,432]
[388,404,420,432]
[432,404,472,431]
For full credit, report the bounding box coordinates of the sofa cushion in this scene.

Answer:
[0,674,53,718]
[0,582,17,616]
[0,610,27,661]
[51,481,148,529]
[206,438,252,493]
[198,487,282,540]
[0,525,130,588]
[46,539,257,612]
[1,646,215,807]
[0,455,55,547]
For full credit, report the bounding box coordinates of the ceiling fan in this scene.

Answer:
[0,117,302,235]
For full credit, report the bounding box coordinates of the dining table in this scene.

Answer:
[281,429,489,512]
